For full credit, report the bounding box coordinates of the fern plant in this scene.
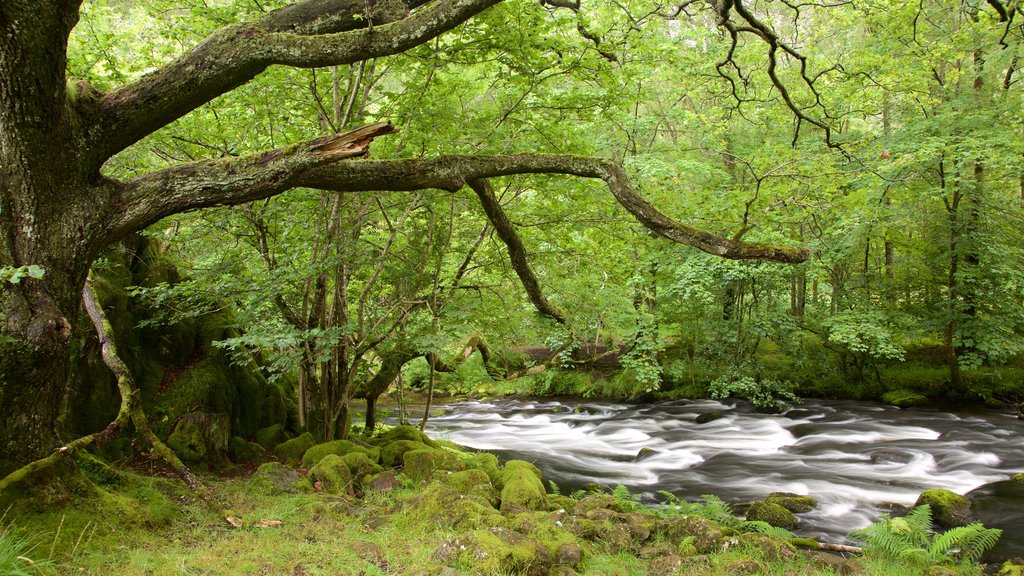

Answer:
[741,520,796,540]
[851,504,1001,566]
[611,485,646,513]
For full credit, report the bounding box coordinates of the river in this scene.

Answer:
[423,397,1024,555]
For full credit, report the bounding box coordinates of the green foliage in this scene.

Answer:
[709,372,801,411]
[851,505,1001,566]
[0,513,55,576]
[0,265,45,285]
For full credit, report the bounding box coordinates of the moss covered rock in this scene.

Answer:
[765,492,817,513]
[301,439,379,469]
[408,481,502,530]
[228,436,266,464]
[403,448,467,482]
[442,469,499,507]
[254,423,290,451]
[249,462,306,495]
[310,454,354,495]
[274,432,315,467]
[435,527,552,576]
[500,461,547,512]
[656,515,724,554]
[373,425,439,448]
[1012,472,1024,483]
[464,452,501,485]
[915,488,972,528]
[339,451,382,480]
[380,440,431,468]
[745,501,798,529]
[572,493,621,515]
[736,532,796,561]
[166,412,230,465]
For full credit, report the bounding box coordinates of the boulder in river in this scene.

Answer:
[695,412,724,424]
[965,480,1024,561]
[915,488,972,528]
[765,492,817,513]
[869,449,914,465]
[745,501,797,529]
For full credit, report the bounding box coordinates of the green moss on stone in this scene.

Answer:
[745,501,797,530]
[464,452,501,485]
[380,439,430,467]
[915,489,972,528]
[407,481,502,530]
[882,389,928,408]
[310,454,354,495]
[656,515,724,554]
[442,469,499,507]
[166,412,229,466]
[402,448,467,482]
[228,436,266,464]
[249,462,303,495]
[500,463,548,512]
[339,452,382,480]
[301,439,379,469]
[765,492,817,513]
[372,425,438,448]
[274,432,315,467]
[254,423,290,451]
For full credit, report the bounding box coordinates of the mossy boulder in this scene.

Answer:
[228,436,266,464]
[435,528,552,576]
[882,389,928,408]
[442,469,499,507]
[765,492,817,513]
[656,515,724,554]
[339,451,382,480]
[373,425,439,448]
[572,493,622,515]
[745,501,798,529]
[499,461,547,512]
[166,412,230,465]
[403,449,467,482]
[249,462,306,495]
[736,532,796,561]
[547,494,577,513]
[254,423,291,451]
[301,439,379,469]
[381,440,431,468]
[274,432,315,467]
[408,481,503,529]
[915,489,972,528]
[464,452,501,485]
[364,470,401,493]
[310,454,354,495]
[1012,472,1024,483]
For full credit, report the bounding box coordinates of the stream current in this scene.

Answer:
[424,398,1024,553]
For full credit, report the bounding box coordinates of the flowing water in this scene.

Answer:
[424,398,1024,554]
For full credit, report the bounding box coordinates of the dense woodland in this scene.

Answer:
[0,0,1023,573]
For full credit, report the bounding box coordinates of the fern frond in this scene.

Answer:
[928,524,1002,564]
[905,504,933,534]
[548,480,561,496]
[742,520,796,540]
[570,489,587,500]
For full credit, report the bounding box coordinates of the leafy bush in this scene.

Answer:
[709,372,800,411]
[851,504,1001,565]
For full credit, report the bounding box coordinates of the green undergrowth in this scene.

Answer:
[0,431,1000,576]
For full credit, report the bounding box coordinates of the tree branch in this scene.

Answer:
[116,146,810,264]
[92,0,501,162]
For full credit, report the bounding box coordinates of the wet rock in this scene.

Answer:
[635,447,659,461]
[745,501,797,529]
[869,449,914,465]
[765,492,817,513]
[966,480,1024,561]
[274,432,315,467]
[784,409,816,420]
[695,412,724,424]
[915,488,972,528]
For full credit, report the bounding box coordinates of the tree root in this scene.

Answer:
[1,273,233,522]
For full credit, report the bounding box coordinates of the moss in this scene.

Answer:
[573,494,621,515]
[380,440,430,467]
[499,462,548,512]
[228,436,266,464]
[165,412,230,466]
[882,389,929,408]
[310,454,354,495]
[403,448,467,482]
[548,494,577,512]
[788,537,820,549]
[372,425,438,448]
[915,488,972,528]
[464,452,501,485]
[736,532,796,561]
[254,423,290,451]
[765,492,817,513]
[745,501,797,529]
[1013,472,1024,483]
[274,432,315,467]
[249,462,304,495]
[406,481,502,530]
[437,528,553,576]
[656,515,724,554]
[339,452,382,480]
[301,439,379,469]
[443,469,499,507]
